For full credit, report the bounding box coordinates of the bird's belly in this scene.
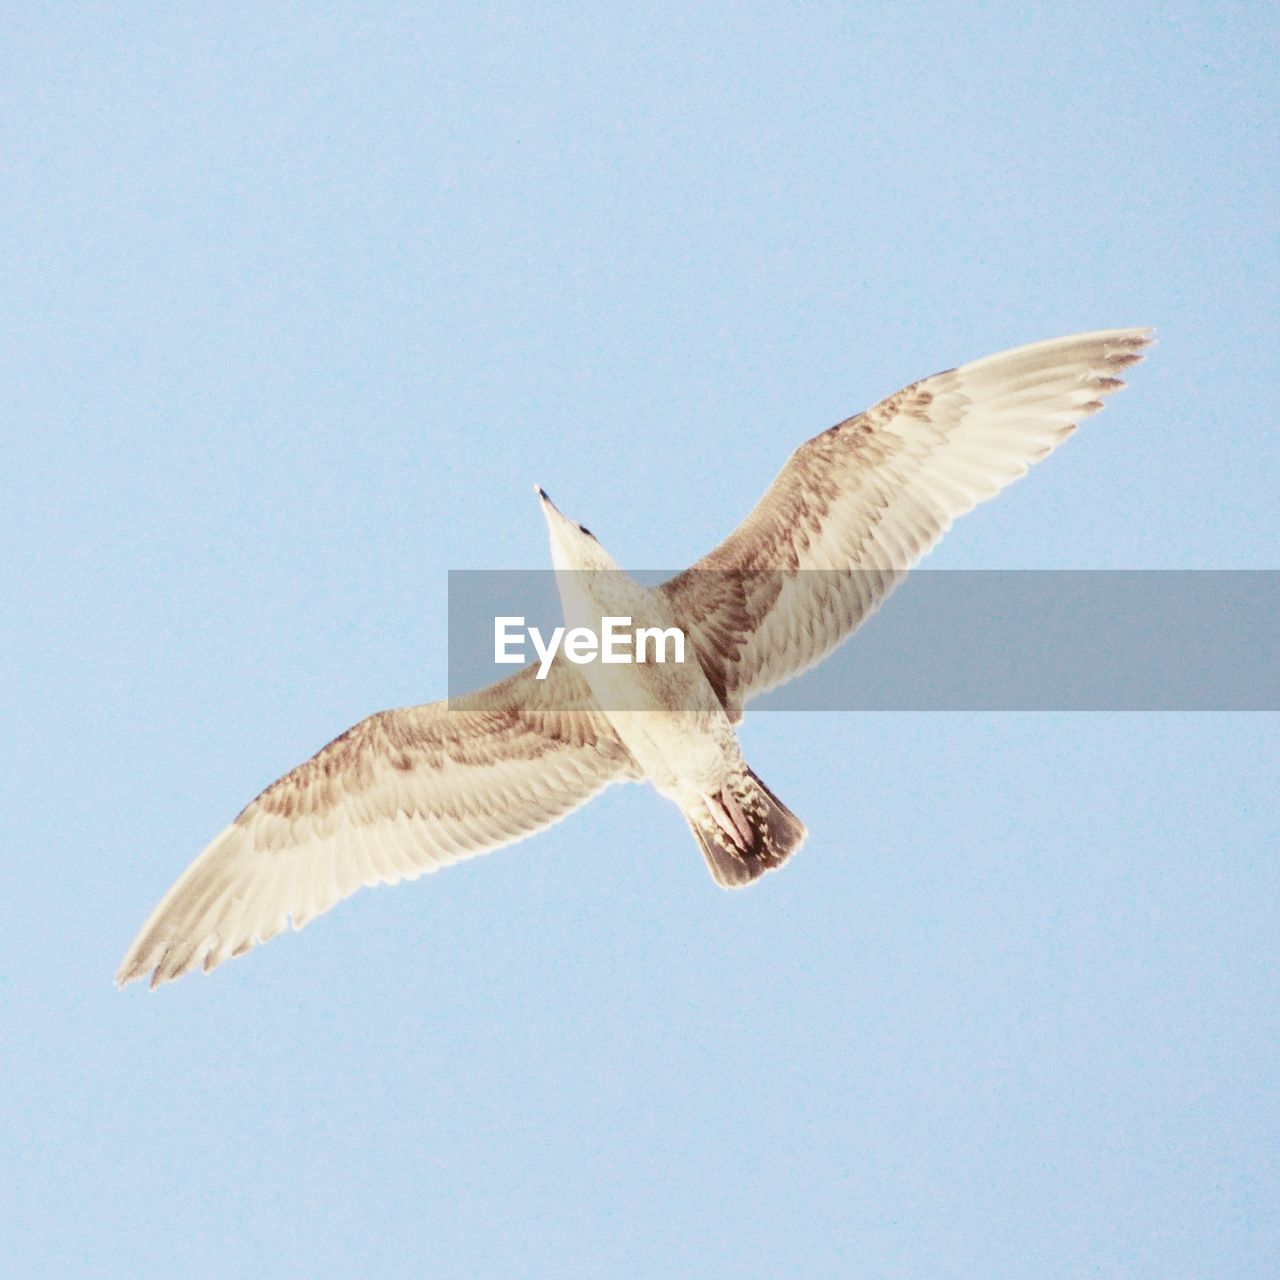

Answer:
[558,579,737,793]
[602,705,736,797]
[604,711,727,798]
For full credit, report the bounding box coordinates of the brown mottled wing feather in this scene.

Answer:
[117,664,638,988]
[662,328,1152,720]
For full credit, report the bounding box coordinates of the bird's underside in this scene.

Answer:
[117,327,1151,988]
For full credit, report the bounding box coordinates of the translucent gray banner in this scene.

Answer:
[446,570,1279,711]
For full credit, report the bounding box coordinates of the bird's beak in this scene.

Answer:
[535,485,568,525]
[536,484,582,573]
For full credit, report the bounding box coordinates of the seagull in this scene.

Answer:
[117,328,1152,988]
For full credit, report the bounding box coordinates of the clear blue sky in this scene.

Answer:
[3,4,1277,1277]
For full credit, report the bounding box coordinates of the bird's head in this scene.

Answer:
[536,486,619,573]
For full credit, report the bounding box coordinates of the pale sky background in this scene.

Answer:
[3,4,1277,1278]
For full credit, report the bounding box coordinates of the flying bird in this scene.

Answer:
[117,328,1152,988]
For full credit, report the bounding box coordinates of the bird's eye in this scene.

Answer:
[578,525,593,538]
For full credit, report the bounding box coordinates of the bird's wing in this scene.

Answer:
[117,663,638,988]
[662,328,1152,720]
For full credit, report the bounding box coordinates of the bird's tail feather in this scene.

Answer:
[686,768,807,888]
